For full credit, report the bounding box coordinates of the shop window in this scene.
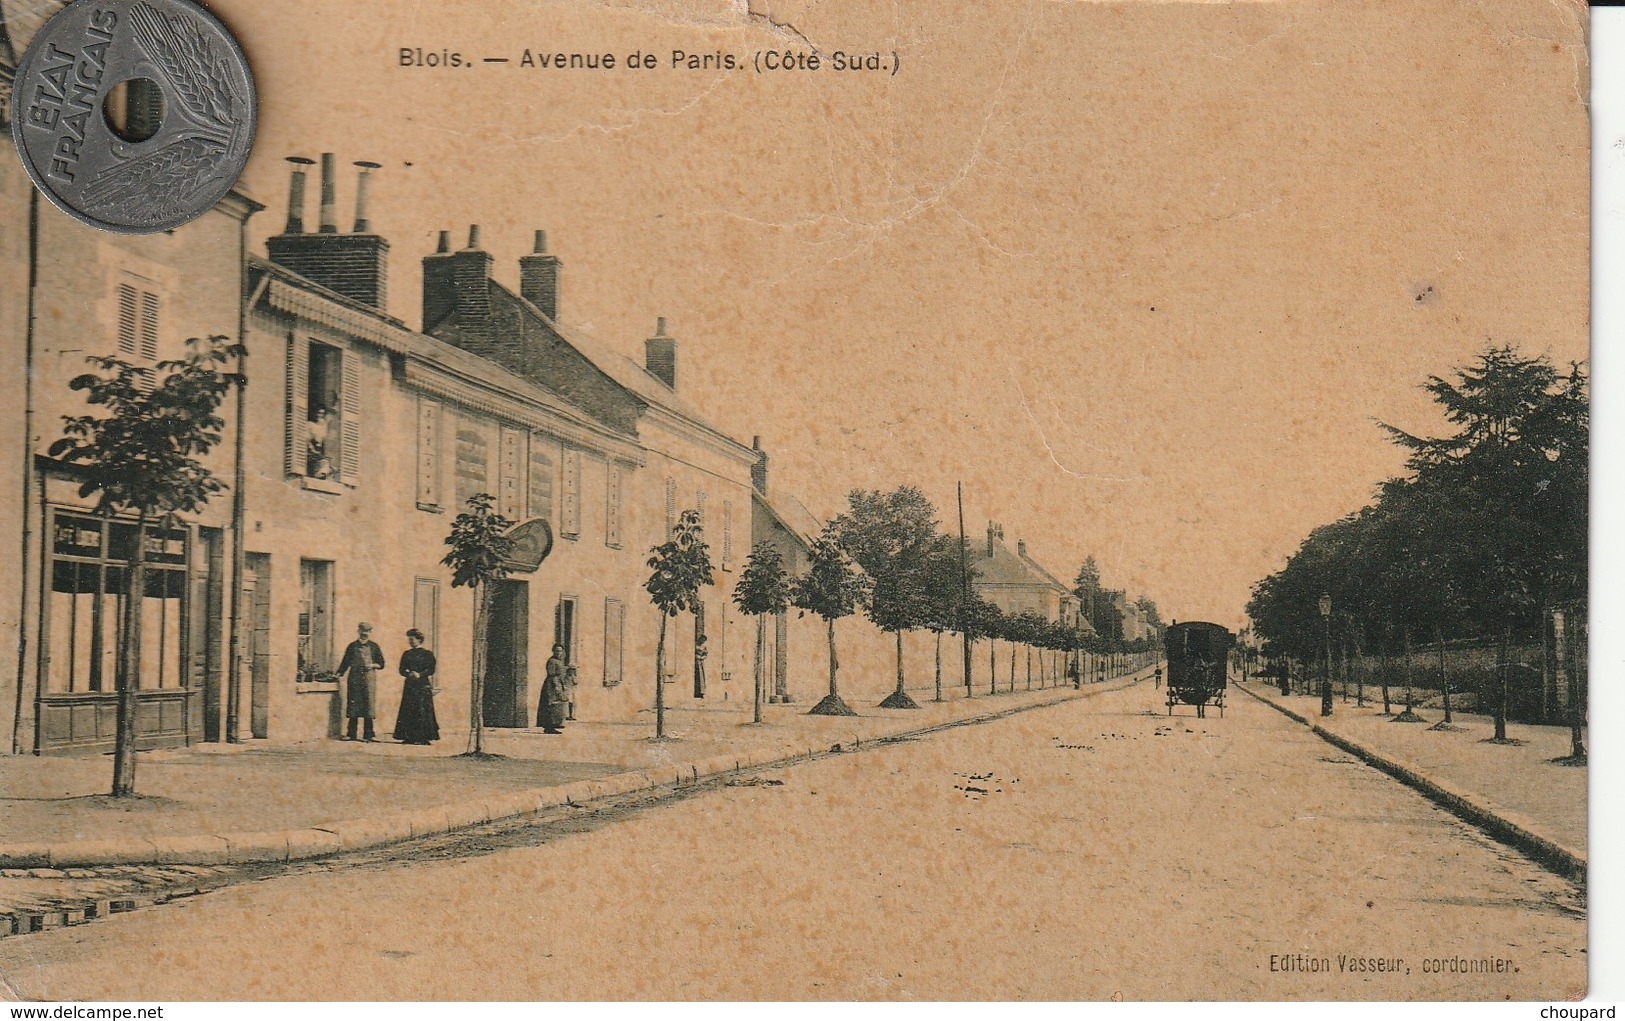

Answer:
[45,512,187,693]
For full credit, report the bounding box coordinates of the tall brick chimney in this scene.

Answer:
[519,229,561,321]
[422,225,493,334]
[986,522,997,557]
[266,153,390,310]
[751,436,768,495]
[645,317,676,389]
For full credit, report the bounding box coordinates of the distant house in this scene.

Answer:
[971,523,1083,629]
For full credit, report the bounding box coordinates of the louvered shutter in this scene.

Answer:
[116,284,137,356]
[722,499,732,568]
[560,448,581,537]
[138,292,159,361]
[340,351,360,484]
[664,478,676,537]
[284,337,307,477]
[605,466,623,549]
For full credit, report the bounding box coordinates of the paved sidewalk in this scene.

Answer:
[0,673,1146,868]
[1235,680,1587,879]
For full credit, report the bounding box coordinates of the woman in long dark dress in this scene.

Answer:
[393,629,440,745]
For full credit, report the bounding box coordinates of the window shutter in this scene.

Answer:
[605,466,623,549]
[696,490,707,537]
[284,337,308,477]
[722,499,733,568]
[561,448,581,537]
[340,351,360,484]
[498,427,525,522]
[603,598,623,686]
[415,399,441,507]
[664,478,676,537]
[138,291,159,361]
[528,439,554,523]
[116,284,137,357]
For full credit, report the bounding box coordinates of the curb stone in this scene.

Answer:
[3,682,1150,870]
[1235,681,1585,883]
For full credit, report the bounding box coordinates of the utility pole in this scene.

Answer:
[958,481,972,698]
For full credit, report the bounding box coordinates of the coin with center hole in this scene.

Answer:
[10,0,255,233]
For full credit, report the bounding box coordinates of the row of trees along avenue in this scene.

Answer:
[1244,346,1588,761]
[51,329,1161,791]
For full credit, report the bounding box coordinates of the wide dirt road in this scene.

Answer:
[0,682,1586,1000]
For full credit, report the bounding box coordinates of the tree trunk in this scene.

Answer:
[1436,624,1452,725]
[1379,629,1391,714]
[753,612,766,724]
[808,617,855,716]
[989,638,996,696]
[879,629,920,709]
[655,612,667,738]
[933,631,943,702]
[1008,643,1016,693]
[961,630,973,698]
[112,513,148,798]
[1026,645,1032,690]
[1493,622,1511,741]
[469,583,490,754]
[1562,610,1585,761]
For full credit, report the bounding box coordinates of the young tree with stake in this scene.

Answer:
[793,527,871,717]
[50,337,243,797]
[734,542,791,724]
[646,509,713,739]
[441,493,515,756]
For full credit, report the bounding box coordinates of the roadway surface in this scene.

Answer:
[0,681,1586,1000]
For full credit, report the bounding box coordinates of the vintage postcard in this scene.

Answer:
[0,0,1594,1004]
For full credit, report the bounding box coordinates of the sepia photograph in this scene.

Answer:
[0,0,1599,1004]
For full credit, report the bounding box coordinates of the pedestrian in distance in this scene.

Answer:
[538,643,569,734]
[393,628,440,745]
[338,622,386,741]
[1154,666,1163,689]
[1067,657,1080,690]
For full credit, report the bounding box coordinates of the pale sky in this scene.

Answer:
[24,0,1586,628]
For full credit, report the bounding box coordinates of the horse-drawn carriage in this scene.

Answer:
[1164,621,1234,717]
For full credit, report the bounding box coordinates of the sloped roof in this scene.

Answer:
[973,539,1068,593]
[500,288,756,462]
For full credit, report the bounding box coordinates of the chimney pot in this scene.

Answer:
[283,155,314,234]
[751,438,769,495]
[467,225,481,249]
[352,160,381,233]
[1018,539,1028,558]
[519,230,562,321]
[436,230,450,253]
[645,319,677,389]
[318,153,337,233]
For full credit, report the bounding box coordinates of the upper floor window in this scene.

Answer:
[285,337,359,487]
[115,281,159,363]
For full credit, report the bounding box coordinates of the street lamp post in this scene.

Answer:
[1319,593,1333,717]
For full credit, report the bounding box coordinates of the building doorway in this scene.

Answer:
[245,553,272,739]
[484,580,529,727]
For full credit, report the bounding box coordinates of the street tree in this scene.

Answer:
[441,492,515,756]
[792,527,871,717]
[1012,611,1046,690]
[733,542,791,724]
[645,509,714,738]
[832,487,941,709]
[918,535,971,702]
[50,337,244,797]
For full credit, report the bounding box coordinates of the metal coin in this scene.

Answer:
[10,0,255,234]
